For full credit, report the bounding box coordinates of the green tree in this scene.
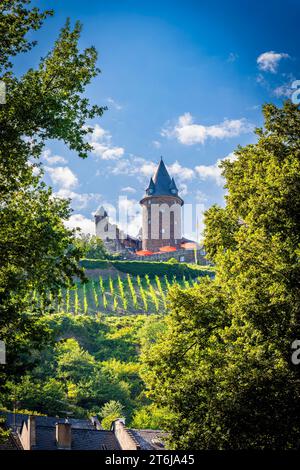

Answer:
[0,0,105,393]
[142,101,300,449]
[138,315,166,357]
[4,376,68,417]
[131,404,172,430]
[0,0,53,71]
[56,339,97,383]
[75,234,110,259]
[100,400,124,429]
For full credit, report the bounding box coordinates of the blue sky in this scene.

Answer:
[17,0,300,239]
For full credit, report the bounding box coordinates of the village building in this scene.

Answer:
[0,412,167,451]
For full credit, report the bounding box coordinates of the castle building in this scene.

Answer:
[139,157,184,252]
[94,158,192,258]
[95,206,118,242]
[95,206,140,253]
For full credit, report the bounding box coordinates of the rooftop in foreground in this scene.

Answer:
[1,412,167,451]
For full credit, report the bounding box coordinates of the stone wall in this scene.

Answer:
[127,248,210,264]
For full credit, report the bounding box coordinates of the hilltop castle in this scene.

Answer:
[140,157,184,251]
[95,158,198,259]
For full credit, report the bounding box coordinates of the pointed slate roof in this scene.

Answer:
[145,157,180,198]
[146,177,155,194]
[94,206,108,218]
[169,177,178,193]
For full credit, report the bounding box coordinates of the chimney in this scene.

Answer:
[28,415,36,448]
[90,416,102,430]
[19,415,36,450]
[55,422,72,450]
[112,418,140,450]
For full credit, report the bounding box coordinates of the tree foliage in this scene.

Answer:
[100,400,124,429]
[0,0,53,71]
[0,314,153,424]
[75,234,110,259]
[0,1,105,392]
[141,101,300,449]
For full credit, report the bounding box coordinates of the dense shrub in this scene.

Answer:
[79,259,110,269]
[80,259,213,279]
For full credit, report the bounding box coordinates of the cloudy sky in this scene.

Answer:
[16,0,300,239]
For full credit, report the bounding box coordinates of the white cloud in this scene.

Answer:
[27,160,42,177]
[64,214,95,235]
[195,190,208,203]
[195,152,237,187]
[162,113,252,145]
[118,197,142,237]
[95,146,124,160]
[256,73,268,85]
[90,124,107,141]
[224,152,237,162]
[195,162,224,186]
[32,166,42,177]
[88,123,125,160]
[45,166,78,189]
[273,76,295,98]
[109,157,146,178]
[140,160,157,177]
[168,161,194,181]
[118,197,139,212]
[247,104,260,110]
[98,197,142,238]
[152,140,161,148]
[54,189,102,210]
[179,183,188,197]
[107,97,123,110]
[110,157,157,178]
[126,214,142,238]
[121,186,136,193]
[257,51,290,73]
[110,157,194,187]
[42,148,67,165]
[227,52,239,63]
[273,83,293,98]
[110,159,134,176]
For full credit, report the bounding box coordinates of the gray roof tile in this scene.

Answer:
[145,158,182,200]
[2,412,120,450]
[128,429,168,450]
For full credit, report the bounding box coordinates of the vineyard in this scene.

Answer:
[32,273,206,316]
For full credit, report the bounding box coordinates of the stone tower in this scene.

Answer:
[140,157,184,251]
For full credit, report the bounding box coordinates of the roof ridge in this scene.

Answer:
[130,428,166,432]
